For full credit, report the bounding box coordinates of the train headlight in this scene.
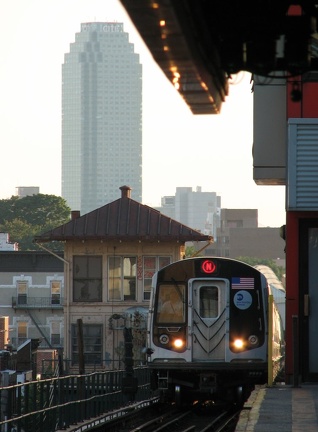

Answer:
[173,338,184,349]
[233,338,244,350]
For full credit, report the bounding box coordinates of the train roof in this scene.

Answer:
[254,265,285,293]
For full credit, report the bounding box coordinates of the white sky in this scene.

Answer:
[0,0,286,227]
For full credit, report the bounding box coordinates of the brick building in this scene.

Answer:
[205,209,285,264]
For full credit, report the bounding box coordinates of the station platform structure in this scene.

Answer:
[235,382,318,431]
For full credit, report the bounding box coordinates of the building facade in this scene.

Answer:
[15,186,40,198]
[0,252,64,374]
[205,209,285,264]
[62,22,142,215]
[34,186,211,372]
[156,186,221,238]
[0,233,18,251]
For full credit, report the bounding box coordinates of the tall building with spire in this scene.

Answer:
[62,22,142,215]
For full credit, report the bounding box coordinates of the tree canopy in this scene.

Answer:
[0,194,71,251]
[236,256,285,281]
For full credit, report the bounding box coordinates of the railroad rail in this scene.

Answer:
[61,397,161,432]
[87,401,241,432]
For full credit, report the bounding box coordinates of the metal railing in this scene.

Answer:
[10,338,64,351]
[0,367,153,432]
[12,297,64,309]
[41,358,147,378]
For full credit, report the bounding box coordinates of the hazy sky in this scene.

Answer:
[0,0,286,227]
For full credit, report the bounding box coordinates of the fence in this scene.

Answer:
[0,367,152,432]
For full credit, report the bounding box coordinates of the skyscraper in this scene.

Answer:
[156,187,221,238]
[62,22,142,215]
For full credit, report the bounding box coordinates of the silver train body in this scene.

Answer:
[146,257,284,404]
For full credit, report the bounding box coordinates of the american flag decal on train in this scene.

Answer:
[231,277,254,289]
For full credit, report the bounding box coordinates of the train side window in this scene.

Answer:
[200,286,218,318]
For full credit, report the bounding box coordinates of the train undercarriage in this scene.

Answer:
[150,365,265,406]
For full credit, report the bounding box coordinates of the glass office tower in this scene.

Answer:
[62,22,142,215]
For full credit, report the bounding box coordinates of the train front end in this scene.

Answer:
[146,257,270,404]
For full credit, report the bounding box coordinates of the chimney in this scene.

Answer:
[120,185,132,198]
[71,210,80,220]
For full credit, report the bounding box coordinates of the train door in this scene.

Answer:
[191,279,228,361]
[299,220,318,381]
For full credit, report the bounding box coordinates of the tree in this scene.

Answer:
[0,194,71,251]
[0,196,20,223]
[1,219,37,251]
[185,245,198,257]
[236,256,285,281]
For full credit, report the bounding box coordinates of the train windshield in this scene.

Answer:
[156,283,186,323]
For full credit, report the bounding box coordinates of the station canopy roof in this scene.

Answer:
[120,0,318,114]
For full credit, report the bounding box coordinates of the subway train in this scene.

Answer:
[146,257,285,405]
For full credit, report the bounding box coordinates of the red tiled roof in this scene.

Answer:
[34,189,211,244]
